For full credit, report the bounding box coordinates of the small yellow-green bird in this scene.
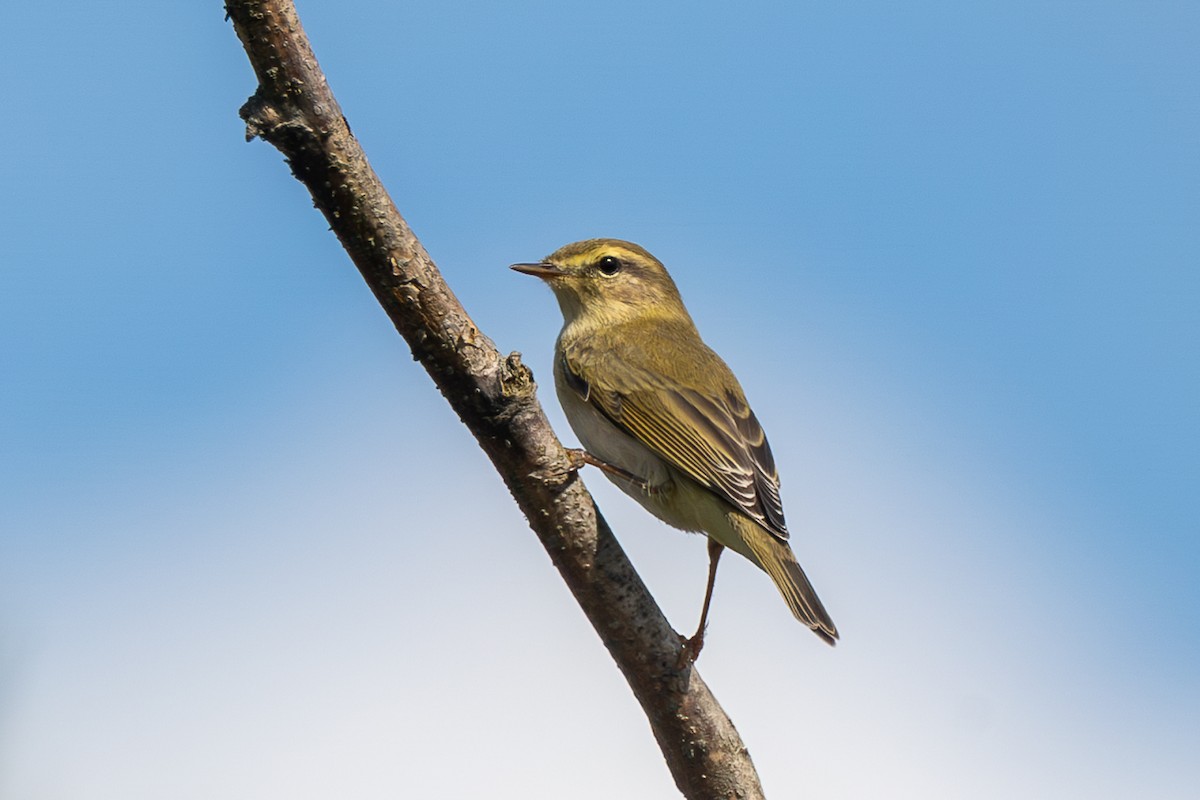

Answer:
[512,238,838,659]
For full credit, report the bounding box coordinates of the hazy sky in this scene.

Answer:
[3,2,1197,798]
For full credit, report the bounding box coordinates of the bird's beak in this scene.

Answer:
[510,261,566,278]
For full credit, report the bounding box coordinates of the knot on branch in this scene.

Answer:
[239,89,318,149]
[240,90,282,141]
[500,352,535,400]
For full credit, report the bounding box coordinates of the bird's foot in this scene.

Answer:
[564,448,658,495]
[676,628,706,669]
[564,448,590,474]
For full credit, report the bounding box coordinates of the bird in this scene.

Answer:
[512,238,837,661]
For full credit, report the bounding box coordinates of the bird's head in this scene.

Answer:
[511,239,690,327]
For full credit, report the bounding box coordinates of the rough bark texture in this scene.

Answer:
[224,3,766,797]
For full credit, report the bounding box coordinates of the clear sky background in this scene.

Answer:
[2,2,1197,798]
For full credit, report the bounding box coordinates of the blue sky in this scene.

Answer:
[2,2,1197,797]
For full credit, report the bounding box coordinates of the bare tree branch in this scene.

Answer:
[224,2,766,797]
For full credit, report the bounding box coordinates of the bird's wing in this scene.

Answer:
[561,347,789,542]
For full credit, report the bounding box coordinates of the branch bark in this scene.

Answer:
[224,3,766,797]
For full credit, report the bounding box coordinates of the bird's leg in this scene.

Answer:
[564,448,659,495]
[678,538,725,667]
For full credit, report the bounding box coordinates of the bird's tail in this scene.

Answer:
[733,514,839,645]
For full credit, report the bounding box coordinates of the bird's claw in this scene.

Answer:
[564,448,658,494]
[564,448,589,473]
[676,629,706,669]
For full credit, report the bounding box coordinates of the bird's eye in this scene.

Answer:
[597,255,622,276]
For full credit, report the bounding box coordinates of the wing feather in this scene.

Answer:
[562,347,789,542]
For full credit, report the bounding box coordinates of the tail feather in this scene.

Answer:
[733,515,839,645]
